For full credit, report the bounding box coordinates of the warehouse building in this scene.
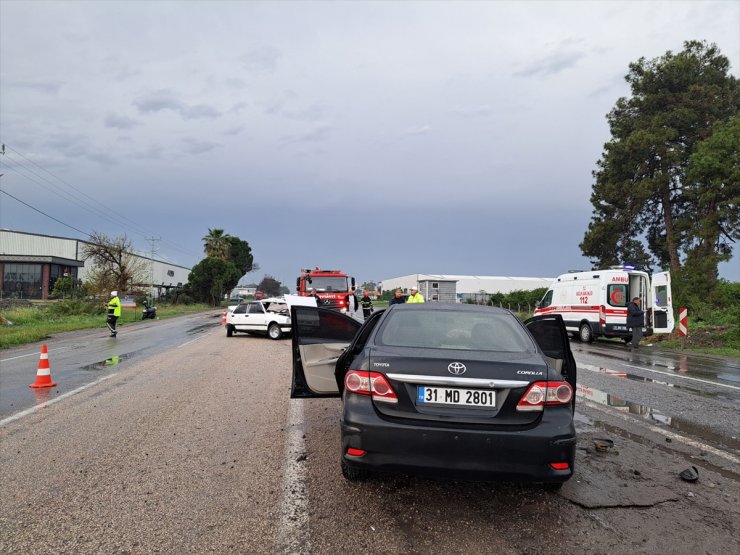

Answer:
[380,274,553,303]
[0,229,190,300]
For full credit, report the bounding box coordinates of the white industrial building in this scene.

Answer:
[0,229,190,300]
[380,274,554,303]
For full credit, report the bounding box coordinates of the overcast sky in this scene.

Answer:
[1,0,738,288]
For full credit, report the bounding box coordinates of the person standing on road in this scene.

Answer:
[345,286,361,319]
[626,297,644,350]
[389,289,406,305]
[406,286,425,304]
[107,290,122,337]
[360,290,374,318]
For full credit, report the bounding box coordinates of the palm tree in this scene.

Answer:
[202,228,231,259]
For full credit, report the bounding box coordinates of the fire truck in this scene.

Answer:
[296,267,356,311]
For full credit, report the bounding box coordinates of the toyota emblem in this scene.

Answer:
[448,362,466,375]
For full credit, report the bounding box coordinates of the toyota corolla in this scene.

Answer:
[290,303,577,488]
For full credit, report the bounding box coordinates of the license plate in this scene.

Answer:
[613,326,627,331]
[417,386,495,407]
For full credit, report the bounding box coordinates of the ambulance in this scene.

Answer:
[533,266,674,343]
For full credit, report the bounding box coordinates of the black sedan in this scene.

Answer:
[290,303,577,488]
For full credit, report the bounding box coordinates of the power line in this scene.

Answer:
[4,144,154,237]
[0,188,90,236]
[1,144,199,258]
[2,162,148,235]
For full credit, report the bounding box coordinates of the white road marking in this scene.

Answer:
[276,399,310,554]
[0,352,42,363]
[579,398,740,465]
[577,361,740,391]
[0,374,116,427]
[623,364,740,391]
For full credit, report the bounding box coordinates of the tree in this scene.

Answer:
[226,236,254,275]
[581,41,738,278]
[202,228,231,259]
[187,258,241,305]
[682,116,740,295]
[257,275,283,297]
[82,232,148,294]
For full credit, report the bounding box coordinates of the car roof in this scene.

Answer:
[385,303,512,315]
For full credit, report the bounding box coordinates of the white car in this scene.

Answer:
[225,295,315,340]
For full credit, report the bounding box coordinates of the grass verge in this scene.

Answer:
[0,303,215,349]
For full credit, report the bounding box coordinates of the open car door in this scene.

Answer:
[290,306,362,398]
[651,271,674,334]
[523,314,577,401]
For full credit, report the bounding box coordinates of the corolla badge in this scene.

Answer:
[448,362,466,375]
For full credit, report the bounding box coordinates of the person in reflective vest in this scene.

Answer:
[406,286,425,303]
[107,290,122,337]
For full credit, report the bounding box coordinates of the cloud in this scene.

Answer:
[223,125,246,136]
[87,152,117,165]
[228,102,248,114]
[224,77,247,89]
[182,138,221,155]
[101,57,141,82]
[42,132,117,165]
[132,145,164,160]
[180,103,222,120]
[5,78,62,95]
[105,113,140,129]
[514,51,586,77]
[240,45,282,73]
[280,123,332,144]
[133,89,184,113]
[401,125,431,137]
[450,104,492,118]
[133,89,222,120]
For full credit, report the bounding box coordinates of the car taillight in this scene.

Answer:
[599,305,606,326]
[516,381,573,412]
[344,370,398,403]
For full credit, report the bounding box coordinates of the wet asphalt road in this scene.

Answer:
[0,312,221,421]
[1,320,738,554]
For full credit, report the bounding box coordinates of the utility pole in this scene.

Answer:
[146,236,160,302]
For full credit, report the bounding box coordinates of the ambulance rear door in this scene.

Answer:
[651,272,674,334]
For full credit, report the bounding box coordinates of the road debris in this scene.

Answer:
[679,466,699,482]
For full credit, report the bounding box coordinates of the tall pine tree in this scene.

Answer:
[581,41,738,288]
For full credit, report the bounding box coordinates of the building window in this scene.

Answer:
[432,282,439,289]
[432,294,439,301]
[3,263,43,299]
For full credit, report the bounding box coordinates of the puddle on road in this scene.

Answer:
[576,383,740,450]
[578,363,738,402]
[79,352,134,371]
[186,323,219,335]
[573,343,740,381]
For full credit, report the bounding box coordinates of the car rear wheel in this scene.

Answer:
[579,322,593,343]
[340,459,369,482]
[226,324,234,337]
[268,323,282,340]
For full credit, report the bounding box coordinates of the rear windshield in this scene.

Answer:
[376,309,534,352]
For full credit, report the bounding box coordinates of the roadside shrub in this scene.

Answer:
[47,299,105,317]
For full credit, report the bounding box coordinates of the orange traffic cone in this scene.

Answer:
[29,344,57,389]
[220,311,227,325]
